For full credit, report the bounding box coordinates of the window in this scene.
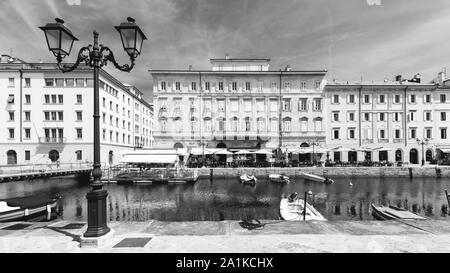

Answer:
[348,128,355,139]
[394,94,401,104]
[425,128,432,139]
[441,94,446,103]
[75,78,85,87]
[301,81,306,90]
[175,82,181,91]
[205,82,210,91]
[332,94,339,104]
[363,113,370,121]
[271,82,277,90]
[25,94,31,104]
[218,82,223,91]
[25,150,30,161]
[191,82,197,91]
[55,78,64,87]
[379,113,385,121]
[102,129,106,140]
[86,79,93,87]
[364,94,370,104]
[315,81,321,89]
[245,82,251,91]
[410,128,417,139]
[24,128,31,139]
[332,128,340,139]
[25,78,31,87]
[75,150,82,160]
[45,78,54,87]
[161,81,166,91]
[76,94,82,104]
[379,95,385,104]
[348,112,355,121]
[299,99,307,111]
[283,120,291,132]
[7,94,15,103]
[409,111,416,121]
[8,111,14,121]
[8,128,14,139]
[441,112,447,121]
[58,112,63,120]
[232,82,237,91]
[410,94,416,103]
[348,94,355,104]
[313,98,322,111]
[441,128,447,139]
[8,78,14,87]
[332,111,339,122]
[76,111,82,121]
[65,78,74,87]
[425,94,431,103]
[424,111,432,121]
[110,101,113,110]
[395,129,401,139]
[379,129,386,139]
[282,99,291,112]
[109,131,113,141]
[393,112,401,122]
[25,111,30,121]
[116,104,119,113]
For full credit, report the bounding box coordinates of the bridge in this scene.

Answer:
[0,162,93,183]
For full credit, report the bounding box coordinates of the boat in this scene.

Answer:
[371,204,427,221]
[279,195,326,221]
[240,174,257,184]
[299,173,334,184]
[269,174,290,183]
[0,194,61,222]
[115,168,198,184]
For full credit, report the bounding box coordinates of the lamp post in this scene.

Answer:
[39,17,147,238]
[416,138,429,166]
[308,139,319,165]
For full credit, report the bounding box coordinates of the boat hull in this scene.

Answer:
[269,174,289,183]
[279,198,326,221]
[299,173,334,184]
[0,201,58,222]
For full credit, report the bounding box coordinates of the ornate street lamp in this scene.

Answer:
[39,17,147,238]
[416,138,429,166]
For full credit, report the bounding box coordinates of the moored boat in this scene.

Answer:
[279,195,326,221]
[269,174,290,183]
[240,174,257,184]
[371,204,427,220]
[0,195,61,222]
[299,173,334,184]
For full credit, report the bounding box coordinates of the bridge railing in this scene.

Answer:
[0,162,93,175]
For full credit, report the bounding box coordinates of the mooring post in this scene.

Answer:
[303,191,307,221]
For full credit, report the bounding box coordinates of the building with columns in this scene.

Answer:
[0,54,154,166]
[150,56,327,158]
[324,74,450,164]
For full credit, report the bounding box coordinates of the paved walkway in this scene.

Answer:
[0,219,449,252]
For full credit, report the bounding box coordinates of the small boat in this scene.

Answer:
[279,193,326,221]
[371,204,427,221]
[299,173,334,184]
[240,174,257,184]
[0,195,61,222]
[269,174,290,183]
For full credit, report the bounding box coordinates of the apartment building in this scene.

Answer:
[0,54,153,166]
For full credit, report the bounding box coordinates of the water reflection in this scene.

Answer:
[0,175,449,221]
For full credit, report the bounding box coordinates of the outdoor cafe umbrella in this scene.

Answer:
[235,149,252,154]
[293,147,312,154]
[251,149,273,154]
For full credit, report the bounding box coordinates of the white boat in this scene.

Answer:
[269,174,290,183]
[240,174,257,184]
[299,173,334,184]
[279,197,326,221]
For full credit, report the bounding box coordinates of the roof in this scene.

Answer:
[149,69,328,75]
[210,58,271,62]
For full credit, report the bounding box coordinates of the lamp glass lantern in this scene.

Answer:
[39,19,78,59]
[114,18,147,59]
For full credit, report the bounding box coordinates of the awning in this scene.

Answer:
[214,149,234,155]
[438,148,450,153]
[119,154,178,164]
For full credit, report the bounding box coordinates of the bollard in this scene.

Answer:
[210,168,213,180]
[409,167,413,179]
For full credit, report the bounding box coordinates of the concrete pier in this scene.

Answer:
[0,219,449,252]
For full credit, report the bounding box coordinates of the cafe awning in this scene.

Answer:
[119,154,178,164]
[438,148,450,153]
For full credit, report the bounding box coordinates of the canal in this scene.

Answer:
[0,176,449,222]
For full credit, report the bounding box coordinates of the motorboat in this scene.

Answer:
[240,174,257,184]
[371,204,427,221]
[0,194,61,222]
[269,174,290,183]
[279,194,326,221]
[299,173,334,184]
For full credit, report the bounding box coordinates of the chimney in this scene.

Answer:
[395,75,402,82]
[284,65,291,71]
[188,65,193,71]
[225,53,230,60]
[413,73,421,83]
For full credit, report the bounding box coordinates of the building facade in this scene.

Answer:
[324,77,450,164]
[0,54,153,166]
[150,56,327,157]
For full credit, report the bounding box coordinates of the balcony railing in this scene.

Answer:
[38,137,66,143]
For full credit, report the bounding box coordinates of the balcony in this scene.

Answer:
[362,139,374,144]
[281,131,326,138]
[393,138,404,143]
[39,137,66,143]
[378,139,389,143]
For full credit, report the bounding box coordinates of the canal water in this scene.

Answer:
[0,175,449,222]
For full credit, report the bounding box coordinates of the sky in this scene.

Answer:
[1,0,450,102]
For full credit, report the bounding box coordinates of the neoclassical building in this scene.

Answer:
[324,74,450,164]
[150,56,327,155]
[0,54,154,166]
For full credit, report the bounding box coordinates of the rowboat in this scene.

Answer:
[0,195,61,222]
[240,174,257,184]
[279,196,326,221]
[299,173,334,184]
[269,174,290,183]
[371,204,426,220]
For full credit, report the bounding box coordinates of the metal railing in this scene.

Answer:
[0,162,92,175]
[38,137,67,143]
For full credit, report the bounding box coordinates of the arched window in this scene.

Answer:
[395,149,402,162]
[426,149,433,162]
[300,117,308,132]
[245,117,251,132]
[410,149,418,164]
[6,150,17,165]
